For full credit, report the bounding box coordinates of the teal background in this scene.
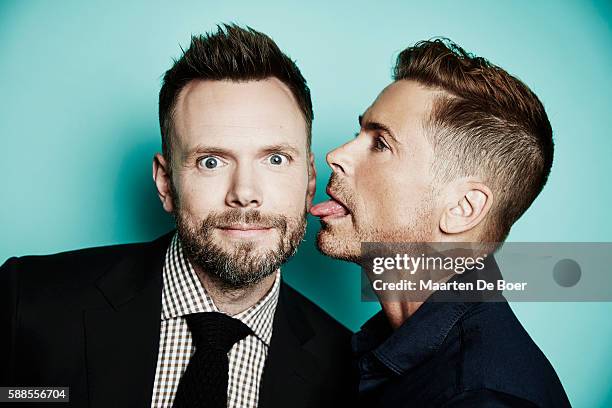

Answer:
[1,0,611,405]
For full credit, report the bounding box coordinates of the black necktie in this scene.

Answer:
[172,311,253,408]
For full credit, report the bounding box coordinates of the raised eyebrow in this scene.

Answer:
[184,143,302,162]
[185,145,233,159]
[260,143,301,157]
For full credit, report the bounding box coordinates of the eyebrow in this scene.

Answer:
[358,115,401,146]
[260,143,301,157]
[184,145,232,160]
[184,142,302,160]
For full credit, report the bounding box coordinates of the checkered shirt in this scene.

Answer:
[150,233,280,408]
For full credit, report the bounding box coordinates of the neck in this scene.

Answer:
[381,301,424,329]
[193,267,277,316]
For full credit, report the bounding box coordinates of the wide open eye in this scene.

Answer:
[197,156,226,170]
[268,153,289,166]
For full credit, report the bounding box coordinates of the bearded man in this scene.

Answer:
[0,24,353,408]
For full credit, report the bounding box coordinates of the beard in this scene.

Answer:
[317,215,433,264]
[174,206,306,290]
[316,174,434,265]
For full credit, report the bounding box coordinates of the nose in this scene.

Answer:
[326,140,355,177]
[225,164,263,208]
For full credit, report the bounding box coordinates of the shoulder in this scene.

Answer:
[277,281,353,367]
[454,302,570,407]
[0,231,173,298]
[459,302,554,377]
[276,281,357,400]
[3,241,144,287]
[279,281,352,340]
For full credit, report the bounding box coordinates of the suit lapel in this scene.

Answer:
[83,232,172,408]
[258,283,318,408]
[83,232,318,408]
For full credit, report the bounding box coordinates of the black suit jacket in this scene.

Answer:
[1,231,355,407]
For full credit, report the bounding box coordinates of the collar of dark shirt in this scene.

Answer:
[353,255,504,381]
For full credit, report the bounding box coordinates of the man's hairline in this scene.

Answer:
[163,77,313,170]
[386,79,509,242]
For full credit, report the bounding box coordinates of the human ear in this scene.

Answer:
[439,182,492,235]
[152,153,175,213]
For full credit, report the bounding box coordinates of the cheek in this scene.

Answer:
[175,175,225,216]
[262,170,309,213]
[354,167,397,220]
[354,166,428,225]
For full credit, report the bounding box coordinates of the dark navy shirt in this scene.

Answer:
[353,267,572,407]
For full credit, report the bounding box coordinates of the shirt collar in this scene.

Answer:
[353,255,503,377]
[161,233,280,346]
[354,302,472,379]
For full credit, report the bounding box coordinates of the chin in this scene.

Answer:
[315,228,361,263]
[215,229,279,246]
[218,239,278,255]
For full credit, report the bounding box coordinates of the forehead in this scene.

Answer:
[364,80,441,142]
[173,78,307,151]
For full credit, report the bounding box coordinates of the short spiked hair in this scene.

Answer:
[394,39,553,242]
[159,24,313,166]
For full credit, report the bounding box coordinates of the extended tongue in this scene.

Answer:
[310,199,349,217]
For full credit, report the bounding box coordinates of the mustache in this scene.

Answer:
[201,209,288,230]
[327,173,356,211]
